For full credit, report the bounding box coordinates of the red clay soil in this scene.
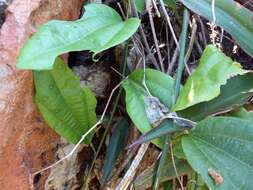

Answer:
[0,0,83,189]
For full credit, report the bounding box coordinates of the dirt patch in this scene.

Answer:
[45,139,94,190]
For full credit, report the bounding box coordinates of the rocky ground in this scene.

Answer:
[0,0,83,189]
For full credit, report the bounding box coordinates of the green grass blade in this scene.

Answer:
[102,118,130,184]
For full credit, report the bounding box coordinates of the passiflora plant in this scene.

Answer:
[17,4,141,143]
[124,45,253,190]
[16,2,253,190]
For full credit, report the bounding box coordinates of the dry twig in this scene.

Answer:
[115,142,150,190]
[147,0,165,71]
[185,16,197,65]
[159,0,179,48]
[130,0,160,69]
[170,143,184,190]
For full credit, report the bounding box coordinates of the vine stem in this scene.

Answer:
[211,0,217,45]
[153,8,189,190]
[174,9,190,100]
[82,43,129,188]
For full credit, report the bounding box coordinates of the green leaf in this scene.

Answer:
[102,118,129,184]
[34,58,97,144]
[182,117,253,190]
[173,139,186,160]
[17,4,140,70]
[173,45,247,111]
[229,107,253,121]
[163,181,173,190]
[164,0,176,10]
[129,120,184,148]
[123,69,175,148]
[179,73,253,121]
[180,0,253,57]
[133,159,192,190]
[134,0,145,12]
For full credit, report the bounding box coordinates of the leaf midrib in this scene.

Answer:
[52,76,92,131]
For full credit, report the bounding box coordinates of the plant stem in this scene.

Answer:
[153,134,171,189]
[153,8,189,190]
[185,16,197,66]
[194,174,199,190]
[130,0,160,70]
[174,8,189,102]
[82,43,129,189]
[187,172,197,190]
[195,173,206,190]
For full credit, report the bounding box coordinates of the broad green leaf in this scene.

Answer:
[173,45,247,111]
[102,118,129,184]
[179,73,253,121]
[181,0,253,57]
[17,4,140,70]
[229,107,253,121]
[182,117,253,190]
[34,58,97,144]
[129,120,184,148]
[123,69,175,148]
[134,0,145,12]
[133,159,192,190]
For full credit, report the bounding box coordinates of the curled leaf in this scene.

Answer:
[173,45,247,111]
[123,69,176,148]
[17,4,140,70]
